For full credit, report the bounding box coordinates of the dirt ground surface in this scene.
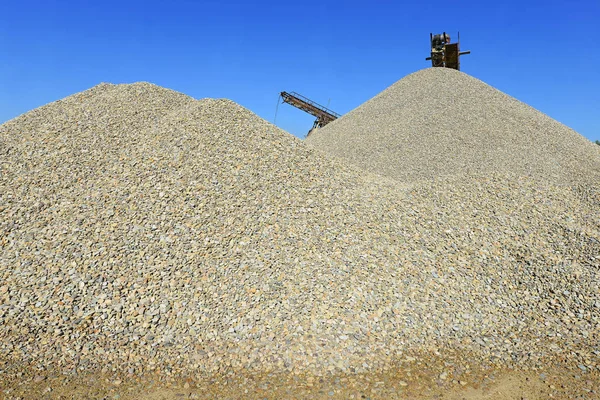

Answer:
[2,363,598,399]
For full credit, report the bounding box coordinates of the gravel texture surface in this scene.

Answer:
[306,67,600,184]
[1,81,599,393]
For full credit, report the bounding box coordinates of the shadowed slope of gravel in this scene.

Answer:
[0,83,599,383]
[306,68,600,184]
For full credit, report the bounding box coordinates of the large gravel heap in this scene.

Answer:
[306,67,600,184]
[0,82,599,384]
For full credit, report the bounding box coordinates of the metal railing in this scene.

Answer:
[280,91,340,122]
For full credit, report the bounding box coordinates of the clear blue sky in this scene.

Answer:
[1,0,599,142]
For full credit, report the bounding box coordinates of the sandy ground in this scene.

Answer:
[2,365,598,399]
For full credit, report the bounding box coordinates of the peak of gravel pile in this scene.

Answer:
[1,82,599,390]
[306,68,600,184]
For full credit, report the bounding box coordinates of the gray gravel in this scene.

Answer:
[306,67,600,184]
[0,81,599,384]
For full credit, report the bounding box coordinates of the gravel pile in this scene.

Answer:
[306,67,600,184]
[1,82,599,385]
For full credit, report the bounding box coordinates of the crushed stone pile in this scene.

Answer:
[0,82,599,386]
[306,67,600,184]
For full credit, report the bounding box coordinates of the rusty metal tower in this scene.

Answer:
[426,32,471,70]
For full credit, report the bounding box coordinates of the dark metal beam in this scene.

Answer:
[280,91,340,129]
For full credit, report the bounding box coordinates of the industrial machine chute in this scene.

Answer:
[426,32,470,70]
[279,91,340,137]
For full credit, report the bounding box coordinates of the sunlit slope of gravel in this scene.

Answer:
[0,83,599,380]
[306,68,600,184]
